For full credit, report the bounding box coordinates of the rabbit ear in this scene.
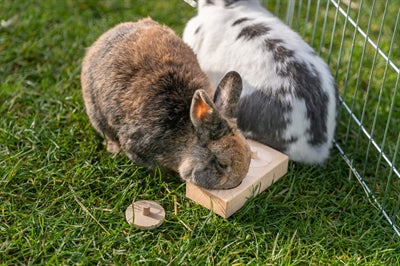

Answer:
[191,90,231,140]
[213,71,243,119]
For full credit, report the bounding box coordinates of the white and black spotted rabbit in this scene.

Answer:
[183,0,338,164]
[81,18,251,189]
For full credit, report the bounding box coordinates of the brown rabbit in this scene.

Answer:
[81,18,251,189]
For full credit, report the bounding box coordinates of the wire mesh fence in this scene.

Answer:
[262,0,400,236]
[266,0,400,236]
[184,0,400,236]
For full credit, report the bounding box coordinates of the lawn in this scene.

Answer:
[1,0,399,264]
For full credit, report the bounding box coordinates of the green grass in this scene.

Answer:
[1,0,399,264]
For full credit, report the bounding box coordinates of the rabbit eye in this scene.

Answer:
[215,160,227,173]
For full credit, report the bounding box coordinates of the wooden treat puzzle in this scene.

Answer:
[125,200,165,229]
[186,139,289,218]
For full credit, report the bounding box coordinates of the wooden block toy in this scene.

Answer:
[125,200,165,229]
[186,139,289,218]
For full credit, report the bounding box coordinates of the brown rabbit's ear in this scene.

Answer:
[191,90,231,140]
[191,90,218,127]
[213,71,243,119]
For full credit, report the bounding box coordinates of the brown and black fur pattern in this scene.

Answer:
[81,18,251,189]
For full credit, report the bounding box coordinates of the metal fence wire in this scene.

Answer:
[184,0,400,236]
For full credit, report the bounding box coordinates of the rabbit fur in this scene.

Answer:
[183,0,339,164]
[81,18,251,189]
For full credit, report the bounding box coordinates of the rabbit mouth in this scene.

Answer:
[190,169,242,190]
[216,178,242,190]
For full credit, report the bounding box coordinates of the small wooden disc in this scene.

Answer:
[125,200,165,229]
